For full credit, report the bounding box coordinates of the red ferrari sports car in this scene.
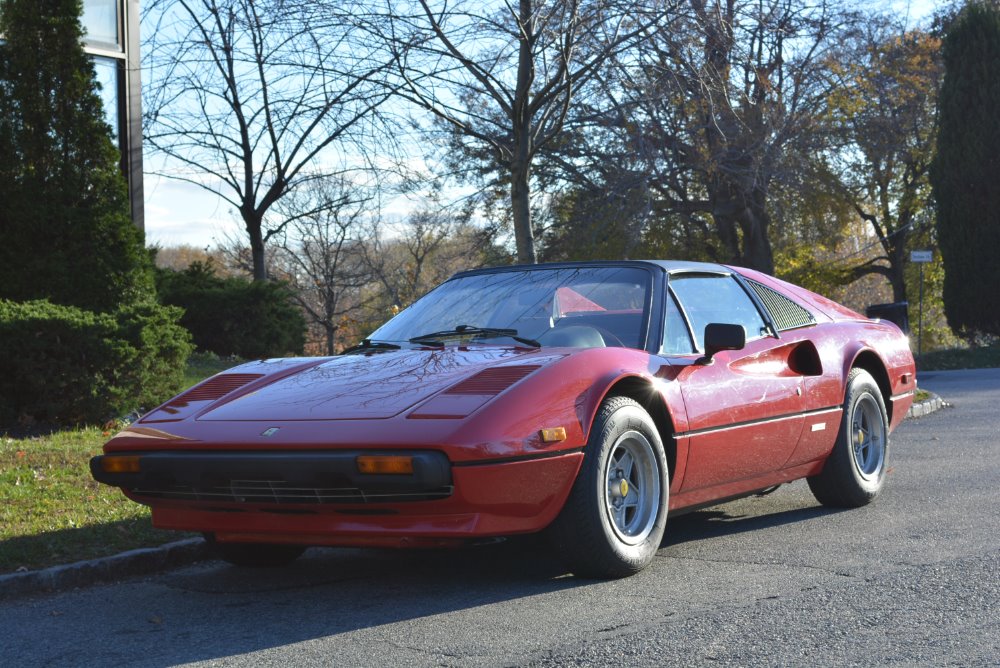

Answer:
[91,261,916,577]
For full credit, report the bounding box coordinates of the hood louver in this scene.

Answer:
[409,364,543,419]
[444,365,542,395]
[169,373,264,406]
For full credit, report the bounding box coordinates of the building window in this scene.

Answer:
[92,56,120,143]
[81,0,142,230]
[82,0,120,49]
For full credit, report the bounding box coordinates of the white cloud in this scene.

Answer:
[143,176,241,249]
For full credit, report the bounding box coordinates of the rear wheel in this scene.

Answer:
[548,396,668,578]
[808,368,889,507]
[207,535,306,568]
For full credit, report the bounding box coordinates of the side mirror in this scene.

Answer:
[697,323,746,365]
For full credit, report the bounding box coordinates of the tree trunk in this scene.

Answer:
[707,176,775,275]
[706,175,744,267]
[510,163,537,264]
[325,323,336,356]
[509,0,537,266]
[710,211,742,266]
[244,212,268,281]
[887,239,908,304]
[737,188,775,275]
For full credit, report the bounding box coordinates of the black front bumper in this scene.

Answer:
[90,450,453,504]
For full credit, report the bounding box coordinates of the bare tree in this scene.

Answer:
[363,203,482,310]
[368,0,670,264]
[554,0,854,273]
[352,194,507,343]
[825,21,941,303]
[143,0,395,280]
[269,178,377,354]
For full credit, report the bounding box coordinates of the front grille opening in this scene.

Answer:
[261,508,320,515]
[130,480,454,505]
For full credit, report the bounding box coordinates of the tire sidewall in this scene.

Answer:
[840,370,889,496]
[585,400,669,570]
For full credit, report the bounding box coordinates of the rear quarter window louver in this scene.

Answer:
[748,280,816,332]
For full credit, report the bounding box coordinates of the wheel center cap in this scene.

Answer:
[619,479,629,498]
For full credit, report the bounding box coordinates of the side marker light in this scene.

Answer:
[539,427,567,443]
[101,455,141,473]
[357,455,414,475]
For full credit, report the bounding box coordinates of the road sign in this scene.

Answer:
[911,250,933,263]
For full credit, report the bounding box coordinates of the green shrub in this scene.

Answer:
[156,262,305,359]
[0,300,192,425]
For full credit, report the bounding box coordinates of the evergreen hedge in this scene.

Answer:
[931,2,1000,338]
[0,300,193,425]
[156,262,306,359]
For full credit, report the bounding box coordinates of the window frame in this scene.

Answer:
[659,287,697,356]
[81,0,123,52]
[663,271,777,355]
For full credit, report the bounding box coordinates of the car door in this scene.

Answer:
[665,273,806,492]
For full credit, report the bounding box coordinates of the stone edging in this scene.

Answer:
[907,391,948,418]
[0,537,211,601]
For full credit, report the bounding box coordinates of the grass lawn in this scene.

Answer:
[917,343,1000,371]
[0,353,240,575]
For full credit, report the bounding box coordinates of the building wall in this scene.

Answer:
[82,0,143,231]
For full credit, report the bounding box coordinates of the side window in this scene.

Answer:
[669,274,769,351]
[662,290,695,354]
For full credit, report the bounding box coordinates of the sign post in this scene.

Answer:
[910,250,933,357]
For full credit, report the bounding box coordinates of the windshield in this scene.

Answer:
[369,266,653,349]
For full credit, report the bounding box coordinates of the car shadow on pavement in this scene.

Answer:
[662,503,844,547]
[5,488,850,667]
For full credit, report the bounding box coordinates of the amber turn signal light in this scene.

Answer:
[539,427,567,443]
[357,455,414,475]
[101,455,141,473]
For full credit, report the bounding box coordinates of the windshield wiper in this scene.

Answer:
[340,339,402,355]
[408,325,541,348]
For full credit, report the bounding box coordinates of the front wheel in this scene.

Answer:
[547,396,668,578]
[808,368,889,507]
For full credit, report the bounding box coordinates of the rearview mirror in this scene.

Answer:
[697,323,746,365]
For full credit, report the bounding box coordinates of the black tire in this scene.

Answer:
[207,535,306,568]
[547,396,668,578]
[808,368,889,507]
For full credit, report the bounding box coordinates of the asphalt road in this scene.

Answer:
[2,368,998,667]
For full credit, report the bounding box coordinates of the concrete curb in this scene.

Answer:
[0,537,211,601]
[907,390,948,418]
[2,390,949,601]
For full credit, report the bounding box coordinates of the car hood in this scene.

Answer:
[194,347,559,422]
